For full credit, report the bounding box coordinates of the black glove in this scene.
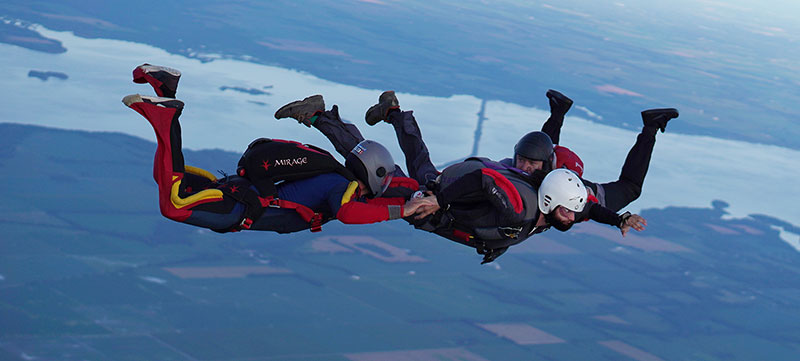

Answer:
[480,246,508,264]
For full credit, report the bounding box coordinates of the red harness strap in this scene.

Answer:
[452,229,472,243]
[259,196,325,232]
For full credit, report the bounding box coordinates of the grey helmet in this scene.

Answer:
[345,140,395,198]
[513,131,555,171]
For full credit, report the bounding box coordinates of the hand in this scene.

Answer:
[411,195,441,219]
[402,195,439,217]
[620,214,647,237]
[402,196,426,217]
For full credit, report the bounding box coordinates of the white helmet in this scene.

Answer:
[537,169,587,214]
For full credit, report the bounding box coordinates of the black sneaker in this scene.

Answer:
[122,94,184,110]
[641,108,679,133]
[274,95,324,127]
[132,64,181,98]
[546,89,573,115]
[365,91,400,126]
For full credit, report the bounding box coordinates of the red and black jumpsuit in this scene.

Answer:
[124,90,418,233]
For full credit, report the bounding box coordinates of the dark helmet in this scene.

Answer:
[345,140,395,198]
[513,131,555,171]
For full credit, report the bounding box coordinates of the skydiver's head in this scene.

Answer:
[345,140,394,198]
[548,205,577,231]
[553,146,585,177]
[513,131,555,174]
[515,155,545,174]
[537,168,587,232]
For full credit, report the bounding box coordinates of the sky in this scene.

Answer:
[0,24,797,246]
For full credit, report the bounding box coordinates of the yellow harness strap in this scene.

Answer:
[340,181,359,205]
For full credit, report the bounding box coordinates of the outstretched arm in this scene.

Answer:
[581,203,647,236]
[331,178,424,224]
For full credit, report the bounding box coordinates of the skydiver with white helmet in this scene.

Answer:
[503,89,678,221]
[280,91,645,263]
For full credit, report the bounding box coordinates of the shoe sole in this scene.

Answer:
[122,94,184,109]
[365,91,399,125]
[641,108,679,118]
[274,95,323,120]
[365,104,382,125]
[134,64,181,79]
[274,100,304,118]
[641,108,678,132]
[546,89,573,106]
